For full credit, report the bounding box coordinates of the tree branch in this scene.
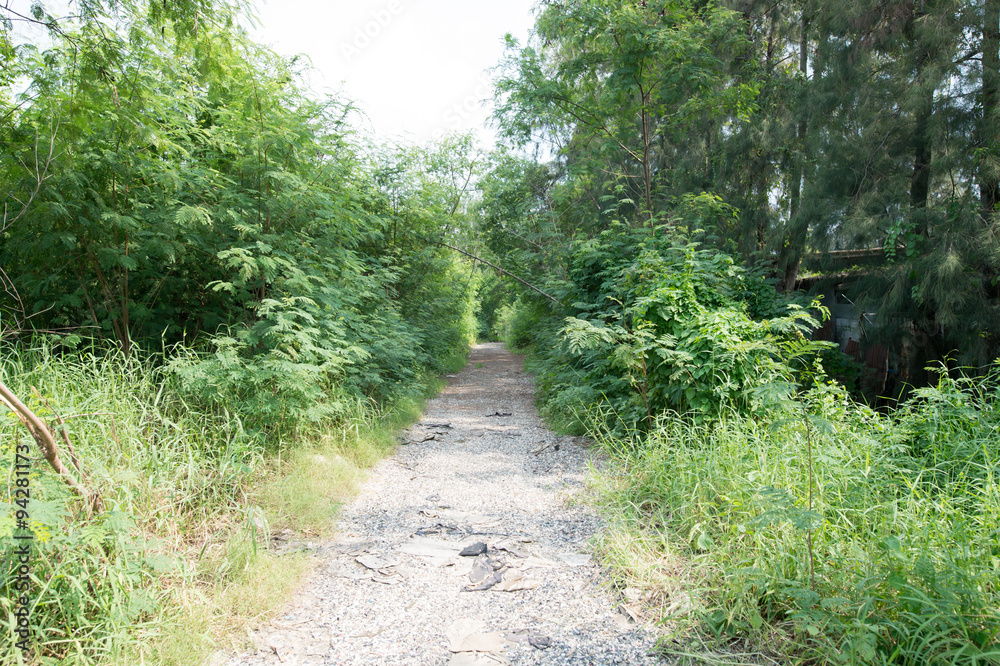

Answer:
[1,116,59,234]
[0,380,98,514]
[434,241,562,304]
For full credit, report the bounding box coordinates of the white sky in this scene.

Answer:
[250,0,538,147]
[5,0,539,147]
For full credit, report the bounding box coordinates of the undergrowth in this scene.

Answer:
[589,371,1000,663]
[0,341,442,664]
[498,227,1000,664]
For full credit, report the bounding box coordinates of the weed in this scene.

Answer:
[590,375,1000,663]
[0,341,440,663]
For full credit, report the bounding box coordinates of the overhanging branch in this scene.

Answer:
[434,241,562,305]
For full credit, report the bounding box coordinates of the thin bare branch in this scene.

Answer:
[1,116,59,234]
[435,241,562,304]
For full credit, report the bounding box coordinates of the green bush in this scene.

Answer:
[496,298,548,352]
[166,299,366,441]
[500,221,1000,662]
[511,225,825,434]
[474,271,510,341]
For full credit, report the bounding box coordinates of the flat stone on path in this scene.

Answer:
[221,342,660,665]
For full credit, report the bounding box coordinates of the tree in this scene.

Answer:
[494,0,756,234]
[981,0,999,223]
[0,0,479,414]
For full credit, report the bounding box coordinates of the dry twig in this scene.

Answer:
[0,380,101,515]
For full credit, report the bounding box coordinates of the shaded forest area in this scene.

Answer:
[486,0,1000,396]
[2,0,1000,664]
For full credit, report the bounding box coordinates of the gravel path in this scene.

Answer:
[221,342,661,665]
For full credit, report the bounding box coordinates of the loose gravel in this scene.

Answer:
[220,342,662,665]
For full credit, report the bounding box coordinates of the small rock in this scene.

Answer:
[504,628,552,648]
[459,542,487,557]
[355,554,393,570]
[556,552,592,567]
[445,619,505,653]
[414,523,462,536]
[469,554,493,584]
[464,568,505,592]
[492,568,541,592]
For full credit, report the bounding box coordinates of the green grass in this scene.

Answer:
[124,396,427,665]
[588,375,1000,664]
[0,341,448,664]
[253,394,423,536]
[1,343,253,663]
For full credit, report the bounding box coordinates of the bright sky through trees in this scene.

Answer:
[252,0,538,145]
[6,0,538,145]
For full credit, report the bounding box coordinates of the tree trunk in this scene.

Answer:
[910,89,933,211]
[909,3,934,215]
[641,88,654,228]
[782,12,810,292]
[982,0,999,223]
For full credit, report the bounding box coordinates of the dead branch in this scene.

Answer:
[0,379,100,515]
[0,265,27,336]
[1,117,59,234]
[1,119,60,339]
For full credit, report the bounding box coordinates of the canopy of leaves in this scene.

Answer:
[0,0,479,435]
[490,0,1000,383]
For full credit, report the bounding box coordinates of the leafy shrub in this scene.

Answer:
[496,298,549,351]
[474,271,511,341]
[517,225,826,433]
[167,296,367,440]
[502,220,1000,662]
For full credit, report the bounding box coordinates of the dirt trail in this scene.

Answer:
[220,342,660,665]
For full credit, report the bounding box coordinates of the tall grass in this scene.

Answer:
[591,372,1000,664]
[0,341,435,663]
[1,343,258,663]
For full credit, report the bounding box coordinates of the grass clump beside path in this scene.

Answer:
[1,342,454,665]
[591,371,1000,664]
